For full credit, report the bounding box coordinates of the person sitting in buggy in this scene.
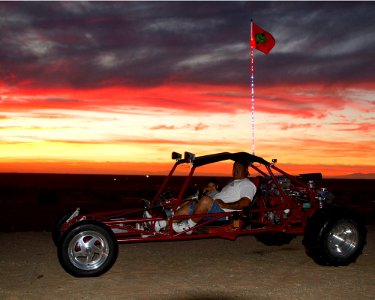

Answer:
[203,177,219,198]
[172,160,257,233]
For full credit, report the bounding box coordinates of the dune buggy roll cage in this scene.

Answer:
[62,151,323,243]
[150,151,316,212]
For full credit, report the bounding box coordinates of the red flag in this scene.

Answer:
[251,22,275,55]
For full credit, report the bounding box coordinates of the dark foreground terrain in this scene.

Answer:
[0,174,374,299]
[0,173,374,231]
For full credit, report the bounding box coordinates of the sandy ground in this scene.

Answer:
[0,226,374,300]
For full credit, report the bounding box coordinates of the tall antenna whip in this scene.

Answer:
[249,19,275,155]
[250,20,255,155]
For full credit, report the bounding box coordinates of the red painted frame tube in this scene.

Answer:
[150,161,179,207]
[270,164,317,206]
[173,165,196,211]
[271,164,312,192]
[250,164,268,177]
[265,164,290,204]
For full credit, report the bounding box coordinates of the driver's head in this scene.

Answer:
[233,161,249,178]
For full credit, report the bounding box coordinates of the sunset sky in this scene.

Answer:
[0,2,374,177]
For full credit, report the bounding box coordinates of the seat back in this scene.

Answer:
[246,176,263,211]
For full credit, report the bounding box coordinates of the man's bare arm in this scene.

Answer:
[215,197,251,210]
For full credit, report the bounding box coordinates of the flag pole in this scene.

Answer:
[250,19,255,155]
[249,20,275,155]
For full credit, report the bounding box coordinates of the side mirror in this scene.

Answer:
[172,152,182,160]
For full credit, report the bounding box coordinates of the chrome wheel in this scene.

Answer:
[68,230,109,271]
[327,221,359,259]
[304,206,366,266]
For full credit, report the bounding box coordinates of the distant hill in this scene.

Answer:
[329,173,375,179]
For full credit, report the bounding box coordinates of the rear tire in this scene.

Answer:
[58,220,118,277]
[303,205,367,266]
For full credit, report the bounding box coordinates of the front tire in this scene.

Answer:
[303,206,367,266]
[58,220,118,277]
[52,208,89,246]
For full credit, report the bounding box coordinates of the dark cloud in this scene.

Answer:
[150,125,177,130]
[45,98,81,103]
[150,123,209,131]
[194,122,208,131]
[0,1,374,88]
[279,123,317,131]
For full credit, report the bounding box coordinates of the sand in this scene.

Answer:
[0,226,374,300]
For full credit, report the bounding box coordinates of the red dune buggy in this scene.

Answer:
[54,151,367,277]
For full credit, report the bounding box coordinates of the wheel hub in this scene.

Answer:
[327,221,359,259]
[68,230,109,271]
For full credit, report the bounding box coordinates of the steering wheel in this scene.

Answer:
[158,190,178,208]
[184,185,204,202]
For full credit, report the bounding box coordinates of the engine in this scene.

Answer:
[260,174,334,210]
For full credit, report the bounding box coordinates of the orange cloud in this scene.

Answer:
[333,122,375,132]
